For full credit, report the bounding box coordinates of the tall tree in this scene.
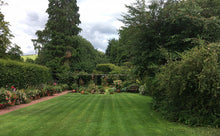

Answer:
[7,44,23,61]
[119,0,163,78]
[118,0,220,78]
[106,39,131,66]
[33,0,81,79]
[0,1,13,58]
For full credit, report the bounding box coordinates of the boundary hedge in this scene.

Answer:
[0,59,52,89]
[153,45,220,127]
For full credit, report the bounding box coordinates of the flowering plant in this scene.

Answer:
[11,86,16,91]
[113,80,122,90]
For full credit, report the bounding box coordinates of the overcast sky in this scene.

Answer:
[1,0,135,55]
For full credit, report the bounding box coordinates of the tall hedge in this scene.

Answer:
[0,59,52,89]
[153,45,220,127]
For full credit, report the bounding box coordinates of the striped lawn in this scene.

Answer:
[0,93,219,136]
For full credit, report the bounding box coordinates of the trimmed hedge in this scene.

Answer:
[0,59,52,89]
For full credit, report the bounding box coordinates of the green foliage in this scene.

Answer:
[0,59,52,89]
[117,0,220,78]
[33,0,81,80]
[0,6,13,58]
[56,65,74,86]
[153,45,220,127]
[0,89,30,108]
[7,44,23,61]
[25,58,35,64]
[106,39,130,65]
[0,5,23,60]
[71,83,78,90]
[95,63,123,74]
[61,84,69,90]
[71,36,108,73]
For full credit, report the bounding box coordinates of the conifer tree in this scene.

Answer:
[33,0,81,79]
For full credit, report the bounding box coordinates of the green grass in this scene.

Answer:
[0,93,219,136]
[21,54,38,61]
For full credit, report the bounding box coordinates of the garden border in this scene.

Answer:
[0,91,70,116]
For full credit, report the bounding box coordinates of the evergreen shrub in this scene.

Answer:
[153,45,220,127]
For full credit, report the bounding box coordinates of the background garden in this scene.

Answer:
[0,0,219,135]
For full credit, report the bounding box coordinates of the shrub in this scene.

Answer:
[53,86,62,93]
[139,85,146,95]
[113,80,122,90]
[0,59,52,89]
[61,84,69,90]
[96,63,122,74]
[153,45,220,127]
[0,88,31,109]
[121,87,127,92]
[71,83,78,90]
[108,88,116,94]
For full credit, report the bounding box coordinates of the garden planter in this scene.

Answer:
[72,90,76,93]
[81,91,85,94]
[117,89,120,93]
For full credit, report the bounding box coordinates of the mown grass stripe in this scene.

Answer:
[0,93,219,136]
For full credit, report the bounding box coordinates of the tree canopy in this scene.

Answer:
[109,0,220,78]
[33,0,81,80]
[0,1,23,60]
[0,1,13,58]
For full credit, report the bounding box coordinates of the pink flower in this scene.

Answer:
[53,83,57,86]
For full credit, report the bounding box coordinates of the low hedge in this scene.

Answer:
[0,59,52,89]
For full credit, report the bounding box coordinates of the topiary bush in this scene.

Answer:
[0,59,52,89]
[153,45,220,127]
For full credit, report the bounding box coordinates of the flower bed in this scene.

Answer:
[0,84,66,109]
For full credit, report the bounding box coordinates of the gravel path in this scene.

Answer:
[0,91,70,116]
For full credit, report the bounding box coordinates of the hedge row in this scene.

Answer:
[153,45,220,127]
[0,59,52,89]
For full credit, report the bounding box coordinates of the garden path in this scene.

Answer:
[0,91,70,116]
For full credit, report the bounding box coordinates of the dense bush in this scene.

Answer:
[153,45,220,127]
[95,63,122,74]
[0,59,52,89]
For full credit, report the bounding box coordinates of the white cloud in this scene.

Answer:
[1,0,135,55]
